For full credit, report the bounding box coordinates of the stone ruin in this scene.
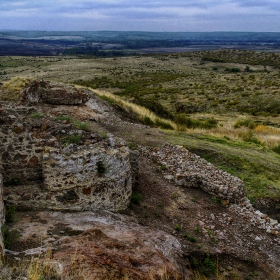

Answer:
[0,173,4,257]
[141,144,245,203]
[22,80,90,105]
[0,81,138,213]
[0,82,137,256]
[141,144,280,235]
[0,105,133,212]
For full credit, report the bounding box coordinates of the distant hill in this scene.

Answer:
[1,31,280,56]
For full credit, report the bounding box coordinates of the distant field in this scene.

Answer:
[1,49,280,202]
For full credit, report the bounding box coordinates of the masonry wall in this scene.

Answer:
[0,107,43,185]
[42,142,132,212]
[141,144,245,203]
[0,173,4,257]
[0,103,133,212]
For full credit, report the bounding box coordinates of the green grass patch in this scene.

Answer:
[166,130,280,200]
[130,191,143,205]
[62,134,82,145]
[55,115,90,130]
[272,143,280,154]
[30,111,45,118]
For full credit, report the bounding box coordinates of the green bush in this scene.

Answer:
[190,256,216,277]
[234,119,257,129]
[225,67,241,73]
[130,191,143,205]
[174,114,218,129]
[202,257,216,276]
[240,130,260,144]
[182,233,197,242]
[5,205,17,223]
[272,144,280,154]
[174,114,192,129]
[155,119,174,130]
[141,116,154,126]
[1,225,19,249]
[174,224,181,231]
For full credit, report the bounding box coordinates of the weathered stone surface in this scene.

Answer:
[0,101,134,212]
[42,141,132,211]
[22,80,90,105]
[141,144,245,203]
[7,211,192,279]
[0,173,4,257]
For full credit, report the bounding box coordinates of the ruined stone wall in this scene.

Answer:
[0,107,44,185]
[0,103,133,212]
[141,144,245,203]
[23,81,89,105]
[0,173,4,257]
[42,141,132,211]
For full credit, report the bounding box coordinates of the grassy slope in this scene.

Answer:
[166,130,280,200]
[1,50,280,201]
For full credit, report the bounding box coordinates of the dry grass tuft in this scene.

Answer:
[79,86,177,130]
[1,76,31,101]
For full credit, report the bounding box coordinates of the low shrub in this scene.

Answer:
[174,114,218,130]
[225,67,241,73]
[190,256,216,277]
[130,191,143,205]
[155,118,174,130]
[272,143,280,154]
[141,116,154,126]
[239,130,260,144]
[5,205,17,223]
[234,119,257,129]
[1,226,19,249]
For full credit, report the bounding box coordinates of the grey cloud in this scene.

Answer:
[0,0,280,31]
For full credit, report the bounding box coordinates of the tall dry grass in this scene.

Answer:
[78,86,177,130]
[1,76,31,101]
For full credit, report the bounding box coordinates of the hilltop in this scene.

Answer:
[0,78,280,279]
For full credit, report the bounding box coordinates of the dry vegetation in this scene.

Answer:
[1,50,280,279]
[1,49,280,200]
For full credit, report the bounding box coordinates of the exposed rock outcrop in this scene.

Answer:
[22,80,90,105]
[6,211,192,279]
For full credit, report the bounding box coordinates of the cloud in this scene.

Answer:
[0,0,279,31]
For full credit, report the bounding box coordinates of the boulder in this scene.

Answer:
[22,80,90,105]
[7,211,192,279]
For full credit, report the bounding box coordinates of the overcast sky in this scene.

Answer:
[0,0,280,32]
